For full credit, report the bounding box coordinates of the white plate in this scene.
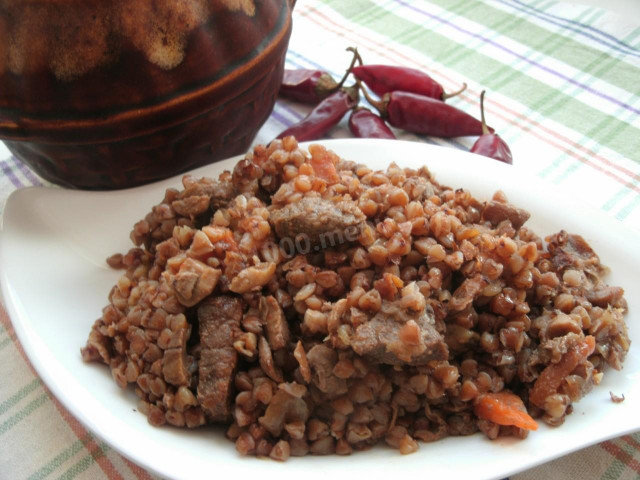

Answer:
[1,139,639,480]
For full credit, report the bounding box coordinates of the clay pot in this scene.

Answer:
[0,0,294,189]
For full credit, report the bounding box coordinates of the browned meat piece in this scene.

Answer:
[229,262,276,294]
[589,307,630,370]
[449,274,487,312]
[270,196,366,246]
[293,341,312,383]
[258,389,310,437]
[306,345,348,397]
[610,392,625,403]
[163,348,190,386]
[482,200,530,230]
[197,296,243,422]
[162,328,191,386]
[232,157,263,196]
[350,302,448,366]
[261,295,290,350]
[259,336,284,383]
[172,195,210,217]
[210,172,236,210]
[540,332,584,363]
[170,258,221,307]
[533,310,582,343]
[155,238,180,265]
[586,285,626,309]
[414,404,449,442]
[547,231,600,273]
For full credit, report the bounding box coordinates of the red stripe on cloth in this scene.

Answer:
[123,458,155,480]
[2,314,15,335]
[0,305,125,480]
[600,440,640,474]
[299,5,640,190]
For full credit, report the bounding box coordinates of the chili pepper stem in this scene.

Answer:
[343,84,360,103]
[442,82,468,101]
[336,47,362,89]
[355,78,388,117]
[346,46,364,67]
[479,90,490,135]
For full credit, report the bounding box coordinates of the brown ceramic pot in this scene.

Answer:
[0,0,294,189]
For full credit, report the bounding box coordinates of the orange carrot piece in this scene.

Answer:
[309,144,340,184]
[474,391,539,431]
[529,335,595,409]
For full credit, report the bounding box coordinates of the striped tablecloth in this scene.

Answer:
[1,1,639,479]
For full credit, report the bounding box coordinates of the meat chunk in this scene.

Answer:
[163,348,190,386]
[197,296,243,422]
[172,195,210,217]
[261,295,290,350]
[610,392,625,403]
[350,302,448,366]
[270,196,366,246]
[162,328,191,386]
[229,262,276,294]
[259,336,284,382]
[210,172,236,210]
[586,285,626,309]
[482,200,530,230]
[589,307,630,370]
[294,341,312,383]
[547,231,600,273]
[170,258,221,307]
[306,345,348,397]
[449,274,487,312]
[232,157,263,196]
[259,389,310,437]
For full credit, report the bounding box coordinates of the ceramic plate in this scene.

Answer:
[2,139,639,480]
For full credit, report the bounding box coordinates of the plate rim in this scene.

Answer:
[2,138,640,480]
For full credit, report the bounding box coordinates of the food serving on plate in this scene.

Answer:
[82,137,629,461]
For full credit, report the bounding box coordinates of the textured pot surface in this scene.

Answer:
[0,0,293,189]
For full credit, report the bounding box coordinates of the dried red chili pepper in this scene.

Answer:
[352,64,466,101]
[470,91,513,164]
[360,83,489,138]
[276,86,359,141]
[279,69,339,104]
[348,107,396,139]
[278,48,361,104]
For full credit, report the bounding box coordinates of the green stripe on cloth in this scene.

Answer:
[477,7,595,155]
[619,437,637,457]
[0,336,12,351]
[600,458,626,480]
[578,54,640,149]
[427,0,640,92]
[27,439,86,480]
[487,8,595,94]
[0,378,42,416]
[617,192,640,220]
[440,7,532,72]
[402,1,522,69]
[538,156,567,179]
[54,443,111,480]
[552,160,581,184]
[317,0,640,162]
[622,28,640,47]
[530,9,623,186]
[602,185,634,211]
[0,393,49,436]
